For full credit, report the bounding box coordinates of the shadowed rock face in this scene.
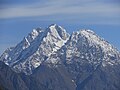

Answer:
[1,61,120,90]
[26,64,76,90]
[0,61,76,90]
[0,61,28,90]
[0,25,120,90]
[75,65,120,90]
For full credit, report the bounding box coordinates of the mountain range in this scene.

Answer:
[0,24,120,90]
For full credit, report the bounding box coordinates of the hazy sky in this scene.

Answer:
[0,0,120,54]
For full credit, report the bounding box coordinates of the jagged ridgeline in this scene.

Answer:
[0,24,120,90]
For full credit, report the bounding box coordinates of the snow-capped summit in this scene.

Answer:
[0,24,70,75]
[80,30,120,61]
[44,24,70,52]
[81,29,95,34]
[65,30,120,67]
[0,25,120,75]
[47,24,69,40]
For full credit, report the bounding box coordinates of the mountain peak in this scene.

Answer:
[48,24,62,31]
[74,29,96,38]
[48,23,57,27]
[47,24,70,40]
[74,29,120,54]
[80,29,95,34]
[47,24,58,31]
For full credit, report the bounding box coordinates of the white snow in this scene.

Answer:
[4,54,8,59]
[5,62,9,65]
[72,80,74,82]
[22,37,30,50]
[33,61,41,68]
[31,29,39,39]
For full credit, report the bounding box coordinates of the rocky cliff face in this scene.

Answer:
[0,24,120,90]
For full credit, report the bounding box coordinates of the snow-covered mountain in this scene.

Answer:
[0,25,120,75]
[0,24,69,75]
[0,24,120,90]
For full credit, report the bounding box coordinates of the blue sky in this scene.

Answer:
[0,0,120,55]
